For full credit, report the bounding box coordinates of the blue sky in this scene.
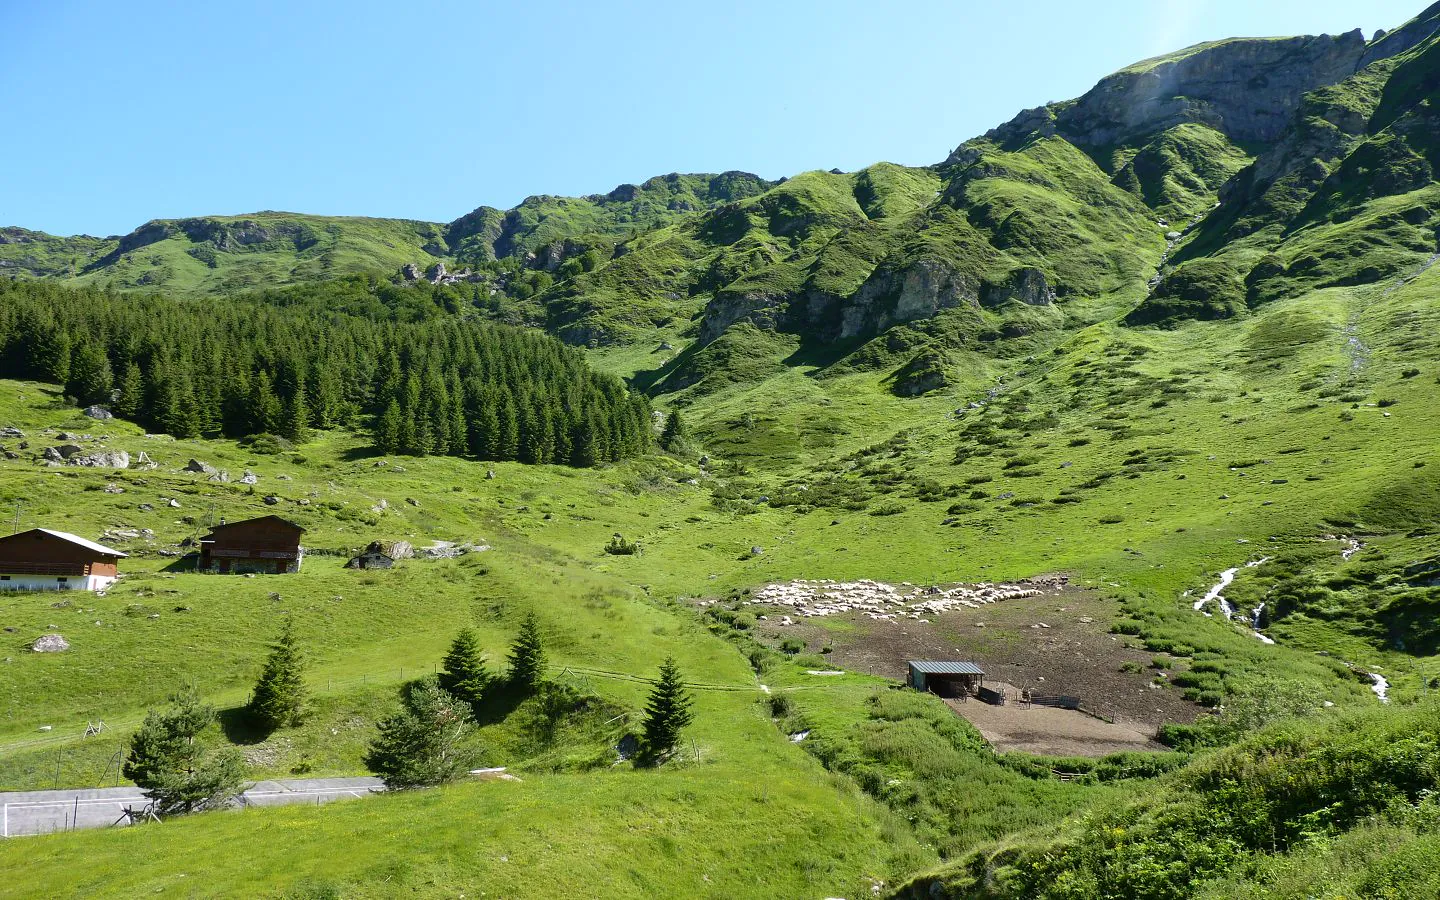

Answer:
[1,0,1424,236]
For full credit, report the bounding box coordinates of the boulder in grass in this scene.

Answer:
[183,458,217,475]
[83,406,113,420]
[69,449,130,468]
[32,634,70,653]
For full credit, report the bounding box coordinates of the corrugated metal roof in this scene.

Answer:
[908,660,985,676]
[33,528,128,558]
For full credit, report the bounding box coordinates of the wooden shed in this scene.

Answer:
[907,661,986,698]
[199,515,305,574]
[345,540,413,570]
[0,528,127,591]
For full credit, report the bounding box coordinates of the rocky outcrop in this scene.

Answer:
[840,259,980,340]
[966,30,1377,155]
[68,449,129,468]
[698,291,789,345]
[982,268,1056,307]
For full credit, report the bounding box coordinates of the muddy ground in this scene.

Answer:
[746,579,1200,733]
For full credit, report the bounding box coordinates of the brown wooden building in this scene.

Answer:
[0,528,127,591]
[199,515,305,574]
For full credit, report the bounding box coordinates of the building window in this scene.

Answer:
[0,575,9,581]
[57,577,67,583]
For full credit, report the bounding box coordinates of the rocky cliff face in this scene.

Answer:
[965,9,1440,161]
[975,31,1372,153]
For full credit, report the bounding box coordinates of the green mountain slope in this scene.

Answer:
[7,5,1440,899]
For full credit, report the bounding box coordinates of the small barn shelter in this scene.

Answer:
[345,540,413,570]
[0,528,126,591]
[200,515,305,574]
[907,660,986,698]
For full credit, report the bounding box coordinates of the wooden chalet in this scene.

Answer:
[200,515,305,574]
[0,528,127,591]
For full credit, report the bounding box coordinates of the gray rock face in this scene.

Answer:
[982,268,1056,307]
[45,444,83,461]
[401,262,421,281]
[68,449,129,468]
[697,291,788,345]
[969,30,1372,153]
[83,405,113,420]
[841,259,980,339]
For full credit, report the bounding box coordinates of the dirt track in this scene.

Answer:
[945,686,1163,757]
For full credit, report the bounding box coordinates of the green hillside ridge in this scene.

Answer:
[0,173,773,298]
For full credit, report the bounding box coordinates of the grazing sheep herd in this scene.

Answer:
[747,578,1052,623]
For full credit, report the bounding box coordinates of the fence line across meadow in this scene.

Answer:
[1,661,772,758]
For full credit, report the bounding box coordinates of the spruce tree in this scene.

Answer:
[506,612,546,691]
[376,399,403,453]
[640,656,694,761]
[123,686,245,814]
[438,627,489,706]
[281,382,310,444]
[364,677,476,789]
[34,325,71,385]
[249,370,281,435]
[247,619,308,730]
[115,361,144,420]
[66,342,113,407]
[660,410,687,452]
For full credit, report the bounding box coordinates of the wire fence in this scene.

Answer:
[0,661,772,759]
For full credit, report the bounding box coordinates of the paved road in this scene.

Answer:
[1,776,383,837]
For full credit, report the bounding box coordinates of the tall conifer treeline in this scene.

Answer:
[0,280,651,466]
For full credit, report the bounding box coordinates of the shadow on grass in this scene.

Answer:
[218,705,271,745]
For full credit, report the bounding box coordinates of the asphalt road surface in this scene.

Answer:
[1,776,383,837]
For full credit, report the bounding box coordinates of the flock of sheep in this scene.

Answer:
[747,578,1047,623]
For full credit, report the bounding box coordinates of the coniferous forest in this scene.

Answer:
[0,280,652,465]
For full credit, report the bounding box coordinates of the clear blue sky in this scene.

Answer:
[1,0,1424,236]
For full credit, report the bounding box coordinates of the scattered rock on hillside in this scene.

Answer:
[0,426,23,438]
[239,470,259,484]
[184,458,217,475]
[401,262,421,281]
[31,634,70,653]
[83,405,113,420]
[44,444,83,462]
[69,449,130,468]
[263,495,280,505]
[103,483,125,494]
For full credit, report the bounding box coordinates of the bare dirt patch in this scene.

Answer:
[945,685,1164,757]
[744,578,1199,732]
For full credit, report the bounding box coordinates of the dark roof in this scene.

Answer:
[205,515,306,536]
[0,528,127,558]
[908,660,985,676]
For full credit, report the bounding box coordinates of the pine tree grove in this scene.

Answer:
[0,280,652,466]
